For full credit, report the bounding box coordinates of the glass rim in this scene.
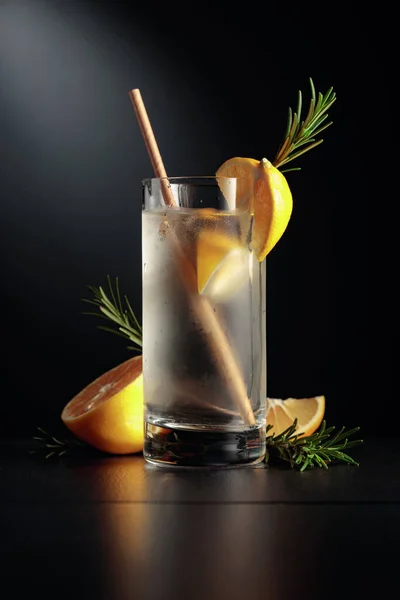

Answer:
[142,175,242,185]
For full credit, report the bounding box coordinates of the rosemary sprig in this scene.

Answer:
[32,422,362,469]
[273,77,337,173]
[31,427,88,459]
[81,275,142,352]
[265,419,362,471]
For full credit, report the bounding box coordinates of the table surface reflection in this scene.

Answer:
[1,437,399,599]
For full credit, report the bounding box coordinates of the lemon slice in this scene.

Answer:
[216,157,293,261]
[197,229,248,302]
[266,395,326,437]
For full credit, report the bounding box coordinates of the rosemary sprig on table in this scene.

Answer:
[273,78,337,173]
[266,420,362,471]
[81,274,142,352]
[31,427,88,459]
[32,421,362,470]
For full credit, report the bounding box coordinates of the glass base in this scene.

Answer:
[144,421,266,468]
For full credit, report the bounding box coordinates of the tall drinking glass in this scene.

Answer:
[142,176,266,467]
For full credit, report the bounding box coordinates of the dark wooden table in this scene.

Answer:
[1,437,399,599]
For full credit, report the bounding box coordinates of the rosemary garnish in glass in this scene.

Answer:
[273,77,337,173]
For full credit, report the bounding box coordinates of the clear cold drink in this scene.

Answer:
[142,206,266,467]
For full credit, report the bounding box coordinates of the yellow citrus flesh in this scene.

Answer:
[216,157,293,261]
[217,160,258,211]
[197,229,248,301]
[266,395,326,437]
[61,356,144,455]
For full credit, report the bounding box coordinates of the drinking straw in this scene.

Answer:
[129,88,256,426]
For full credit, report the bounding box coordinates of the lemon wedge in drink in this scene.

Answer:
[197,229,248,302]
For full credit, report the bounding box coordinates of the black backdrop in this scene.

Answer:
[0,0,395,440]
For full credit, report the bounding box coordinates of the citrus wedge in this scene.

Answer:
[197,229,248,301]
[216,157,293,261]
[266,395,325,437]
[61,356,143,454]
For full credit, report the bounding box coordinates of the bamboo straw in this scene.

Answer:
[129,88,256,426]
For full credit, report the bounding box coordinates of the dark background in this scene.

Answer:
[0,0,395,440]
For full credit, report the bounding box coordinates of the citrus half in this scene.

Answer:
[216,157,293,260]
[61,356,143,454]
[266,395,325,437]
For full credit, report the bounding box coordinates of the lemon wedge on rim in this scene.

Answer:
[216,157,293,260]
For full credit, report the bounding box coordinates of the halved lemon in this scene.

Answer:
[61,356,143,454]
[216,157,293,261]
[266,395,325,437]
[196,229,248,302]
